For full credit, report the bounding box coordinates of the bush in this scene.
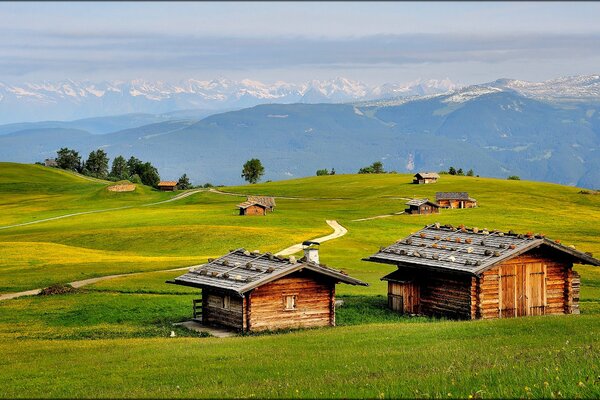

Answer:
[507,175,521,180]
[202,183,214,188]
[39,284,79,296]
[130,174,142,184]
[316,169,329,176]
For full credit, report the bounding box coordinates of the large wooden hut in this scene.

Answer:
[364,223,599,319]
[168,248,367,332]
[405,199,440,215]
[436,192,477,209]
[413,172,439,184]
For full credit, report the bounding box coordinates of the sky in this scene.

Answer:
[1,1,600,85]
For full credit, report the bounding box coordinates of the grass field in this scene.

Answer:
[0,162,599,398]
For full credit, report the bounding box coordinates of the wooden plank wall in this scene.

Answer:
[419,272,472,319]
[202,290,244,330]
[248,271,334,331]
[388,281,420,314]
[476,252,573,319]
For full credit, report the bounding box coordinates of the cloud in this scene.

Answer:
[1,29,599,81]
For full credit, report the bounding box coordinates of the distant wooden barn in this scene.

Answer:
[237,196,276,216]
[236,200,268,216]
[365,223,600,319]
[248,196,276,212]
[405,199,440,215]
[413,172,439,184]
[436,192,477,209]
[168,247,367,332]
[157,181,177,191]
[44,158,58,168]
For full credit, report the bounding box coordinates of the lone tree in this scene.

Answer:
[466,169,474,177]
[110,155,129,180]
[84,149,109,179]
[448,166,457,175]
[177,173,191,190]
[56,148,81,171]
[241,158,265,184]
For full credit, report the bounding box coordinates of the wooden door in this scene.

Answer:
[526,263,546,316]
[499,265,517,318]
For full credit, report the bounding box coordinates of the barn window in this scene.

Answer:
[284,295,297,310]
[222,295,231,310]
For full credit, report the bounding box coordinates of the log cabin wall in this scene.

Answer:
[475,251,574,319]
[388,281,420,314]
[242,205,266,216]
[202,289,244,330]
[418,271,472,319]
[247,271,335,331]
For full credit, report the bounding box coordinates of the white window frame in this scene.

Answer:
[283,294,297,311]
[222,295,231,310]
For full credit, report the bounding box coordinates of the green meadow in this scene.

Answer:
[0,162,599,398]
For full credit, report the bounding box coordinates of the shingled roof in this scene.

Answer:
[169,248,368,296]
[158,181,177,187]
[436,192,477,201]
[414,172,440,179]
[406,198,439,207]
[236,200,268,210]
[364,223,600,276]
[248,196,276,208]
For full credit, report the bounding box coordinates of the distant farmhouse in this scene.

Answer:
[157,181,177,191]
[405,199,440,215]
[168,245,367,332]
[44,158,58,168]
[365,223,600,320]
[237,196,276,216]
[436,192,477,209]
[413,172,439,184]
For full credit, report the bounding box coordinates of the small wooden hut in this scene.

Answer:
[435,192,477,209]
[247,196,276,212]
[157,181,177,191]
[405,199,440,215]
[236,200,268,216]
[364,223,600,319]
[168,248,367,332]
[413,172,439,184]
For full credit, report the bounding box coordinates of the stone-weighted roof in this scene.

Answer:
[169,248,368,295]
[364,223,600,275]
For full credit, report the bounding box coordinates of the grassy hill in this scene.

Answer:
[0,163,599,398]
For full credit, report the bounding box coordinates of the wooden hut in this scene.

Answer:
[405,199,440,215]
[436,192,477,209]
[157,181,177,191]
[247,196,276,212]
[413,172,439,184]
[364,223,600,319]
[167,248,367,332]
[236,200,268,216]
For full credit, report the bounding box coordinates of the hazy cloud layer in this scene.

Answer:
[2,28,600,83]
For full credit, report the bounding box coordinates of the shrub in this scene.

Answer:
[507,175,521,180]
[39,284,79,296]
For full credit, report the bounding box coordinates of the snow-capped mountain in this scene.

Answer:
[489,75,600,101]
[0,77,458,124]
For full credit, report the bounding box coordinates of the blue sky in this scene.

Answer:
[1,2,600,84]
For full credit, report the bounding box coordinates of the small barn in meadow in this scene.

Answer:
[405,199,440,215]
[436,192,478,209]
[247,196,276,212]
[364,223,600,319]
[413,172,440,184]
[236,200,268,216]
[168,247,368,332]
[157,181,177,191]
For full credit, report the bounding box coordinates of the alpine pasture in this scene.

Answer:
[0,162,599,398]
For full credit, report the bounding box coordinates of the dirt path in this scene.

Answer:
[0,189,203,231]
[0,220,348,301]
[275,220,347,256]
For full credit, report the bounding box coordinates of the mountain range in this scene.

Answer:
[0,78,458,124]
[0,74,599,188]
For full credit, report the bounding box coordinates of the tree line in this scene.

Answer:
[48,148,194,189]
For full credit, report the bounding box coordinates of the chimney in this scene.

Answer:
[302,241,320,264]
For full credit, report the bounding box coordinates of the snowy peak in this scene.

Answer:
[489,75,600,100]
